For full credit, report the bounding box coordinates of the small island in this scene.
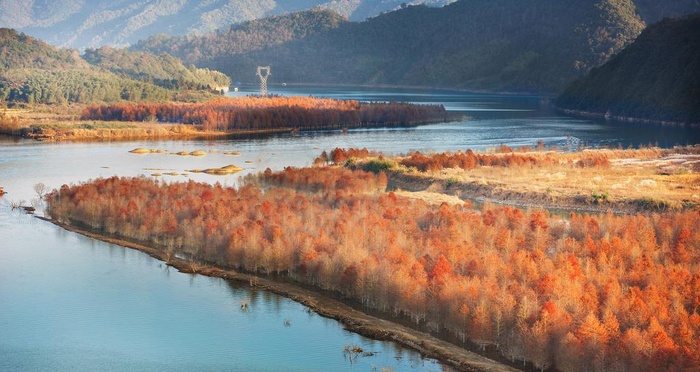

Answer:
[1,96,449,141]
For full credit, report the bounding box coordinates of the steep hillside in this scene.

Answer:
[0,0,455,49]
[0,28,90,71]
[83,47,230,90]
[633,0,700,22]
[135,1,647,93]
[556,15,700,125]
[3,1,699,94]
[134,9,346,65]
[0,28,220,105]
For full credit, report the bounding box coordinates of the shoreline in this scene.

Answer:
[2,117,461,142]
[38,216,520,372]
[554,107,700,128]
[272,82,554,97]
[0,123,297,142]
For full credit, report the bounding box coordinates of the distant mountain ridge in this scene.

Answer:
[135,10,346,63]
[0,0,456,49]
[135,0,660,93]
[0,28,226,105]
[1,0,696,50]
[555,14,700,125]
[2,0,699,94]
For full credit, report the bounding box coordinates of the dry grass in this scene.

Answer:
[3,106,82,120]
[1,106,229,140]
[393,190,466,206]
[390,146,700,211]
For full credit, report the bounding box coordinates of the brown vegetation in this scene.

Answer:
[0,107,211,140]
[0,109,22,135]
[381,146,700,213]
[81,97,446,131]
[46,160,700,371]
[2,96,446,140]
[80,96,447,132]
[41,215,515,372]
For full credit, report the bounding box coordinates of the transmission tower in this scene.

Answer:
[256,66,271,97]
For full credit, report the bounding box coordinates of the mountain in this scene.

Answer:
[2,0,696,51]
[135,1,651,93]
[3,1,699,94]
[134,9,345,65]
[0,0,456,49]
[556,14,700,125]
[83,46,230,90]
[633,0,700,23]
[0,28,222,105]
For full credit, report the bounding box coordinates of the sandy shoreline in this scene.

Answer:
[38,216,520,372]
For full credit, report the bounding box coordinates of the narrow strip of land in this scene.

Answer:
[39,216,519,372]
[1,96,451,141]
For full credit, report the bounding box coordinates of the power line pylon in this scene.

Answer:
[256,66,271,97]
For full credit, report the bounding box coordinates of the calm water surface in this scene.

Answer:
[229,85,699,149]
[0,213,435,371]
[1,87,698,371]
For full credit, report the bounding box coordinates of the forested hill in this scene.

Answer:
[83,47,230,91]
[134,10,346,64]
[134,1,651,93]
[0,28,224,105]
[0,0,456,49]
[556,15,700,125]
[633,0,700,23]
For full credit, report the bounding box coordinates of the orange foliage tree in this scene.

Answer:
[46,166,700,371]
[81,96,446,132]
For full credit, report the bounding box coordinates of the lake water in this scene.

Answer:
[1,86,698,371]
[0,214,436,371]
[228,84,699,150]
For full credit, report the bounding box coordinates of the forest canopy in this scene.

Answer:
[0,28,228,106]
[82,47,230,91]
[80,96,447,132]
[556,14,700,125]
[47,161,700,372]
[133,1,652,93]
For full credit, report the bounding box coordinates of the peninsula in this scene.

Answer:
[44,145,700,371]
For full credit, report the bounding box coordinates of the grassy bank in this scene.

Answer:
[358,146,700,213]
[0,107,279,140]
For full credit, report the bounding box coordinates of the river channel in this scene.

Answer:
[1,86,697,371]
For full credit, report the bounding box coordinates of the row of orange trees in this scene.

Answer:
[80,96,447,132]
[47,166,700,371]
[392,146,691,172]
[399,150,611,171]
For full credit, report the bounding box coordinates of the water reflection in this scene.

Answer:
[1,207,448,371]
